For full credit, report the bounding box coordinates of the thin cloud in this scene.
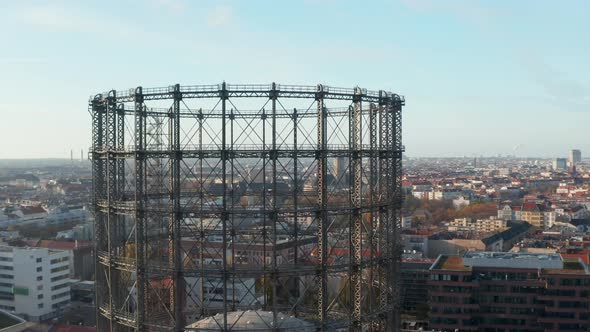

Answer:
[206,5,233,27]
[518,50,587,101]
[399,0,498,33]
[17,4,75,30]
[14,4,145,39]
[0,57,47,65]
[151,0,186,14]
[515,48,589,113]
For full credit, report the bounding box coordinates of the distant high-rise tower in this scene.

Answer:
[570,149,581,165]
[553,158,567,170]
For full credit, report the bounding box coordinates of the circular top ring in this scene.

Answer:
[90,82,405,105]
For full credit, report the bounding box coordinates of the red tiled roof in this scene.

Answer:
[411,181,432,186]
[37,240,92,250]
[402,229,433,236]
[51,325,96,332]
[562,253,590,265]
[522,202,540,212]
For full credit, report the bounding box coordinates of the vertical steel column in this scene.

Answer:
[91,97,106,238]
[377,92,390,321]
[368,102,378,323]
[106,90,118,332]
[350,88,363,328]
[220,82,229,330]
[270,83,279,326]
[292,107,300,316]
[169,84,183,331]
[315,84,328,330]
[93,96,108,203]
[168,94,175,327]
[347,104,353,323]
[116,104,125,197]
[198,108,205,318]
[116,104,126,256]
[391,96,403,330]
[229,106,236,311]
[382,92,396,329]
[134,87,146,331]
[91,96,107,331]
[261,105,268,307]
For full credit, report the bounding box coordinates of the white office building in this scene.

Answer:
[0,247,71,321]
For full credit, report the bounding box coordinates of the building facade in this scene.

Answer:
[429,252,590,332]
[0,247,70,321]
[521,203,556,230]
[553,158,567,170]
[448,217,507,234]
[36,241,94,281]
[570,149,582,165]
[401,259,433,315]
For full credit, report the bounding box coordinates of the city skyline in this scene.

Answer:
[1,0,589,158]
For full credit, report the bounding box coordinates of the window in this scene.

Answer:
[0,274,13,280]
[38,303,44,309]
[51,282,70,291]
[50,266,69,273]
[52,300,69,309]
[38,294,43,299]
[51,291,69,300]
[51,275,68,282]
[0,257,13,262]
[0,266,13,271]
[37,285,43,290]
[0,294,14,301]
[36,258,42,263]
[50,257,68,264]
[37,276,43,281]
[36,267,42,272]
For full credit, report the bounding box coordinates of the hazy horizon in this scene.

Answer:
[1,0,589,159]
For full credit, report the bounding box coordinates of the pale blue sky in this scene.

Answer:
[0,0,588,158]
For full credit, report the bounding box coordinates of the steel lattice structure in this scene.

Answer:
[90,83,404,331]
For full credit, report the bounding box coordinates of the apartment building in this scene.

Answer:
[448,217,507,234]
[497,204,522,221]
[520,202,556,229]
[401,259,433,314]
[0,247,71,321]
[499,203,555,230]
[429,252,590,332]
